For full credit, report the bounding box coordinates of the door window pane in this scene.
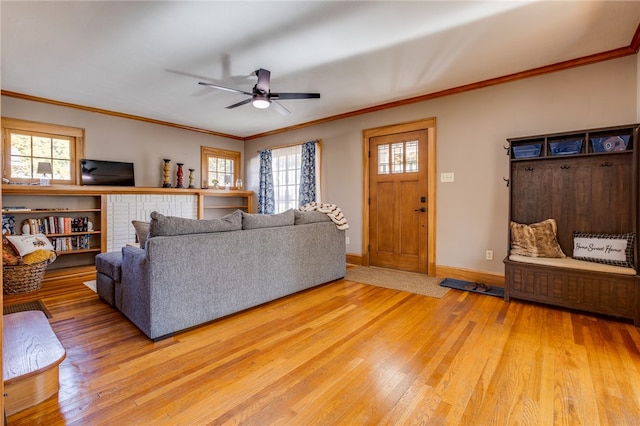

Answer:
[406,140,418,172]
[392,143,403,173]
[378,144,389,174]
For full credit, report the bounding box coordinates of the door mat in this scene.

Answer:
[439,278,504,298]
[346,266,449,299]
[3,299,52,319]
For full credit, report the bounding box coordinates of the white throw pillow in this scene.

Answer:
[6,233,55,256]
[573,232,635,268]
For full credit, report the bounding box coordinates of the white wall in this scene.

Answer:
[245,56,639,275]
[0,97,242,187]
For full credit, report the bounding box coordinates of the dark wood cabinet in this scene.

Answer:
[505,123,640,325]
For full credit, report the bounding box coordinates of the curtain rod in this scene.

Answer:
[257,139,321,153]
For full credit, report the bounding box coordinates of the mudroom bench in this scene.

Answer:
[505,123,640,326]
[504,256,639,326]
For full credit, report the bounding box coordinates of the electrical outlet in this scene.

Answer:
[485,250,494,261]
[345,236,350,245]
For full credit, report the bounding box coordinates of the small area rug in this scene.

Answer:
[439,278,505,298]
[83,280,97,292]
[3,299,52,319]
[345,266,449,299]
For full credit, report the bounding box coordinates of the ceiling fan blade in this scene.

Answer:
[271,92,320,100]
[198,82,252,96]
[270,101,291,115]
[226,98,252,109]
[255,68,271,94]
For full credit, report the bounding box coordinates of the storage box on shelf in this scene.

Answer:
[504,123,640,325]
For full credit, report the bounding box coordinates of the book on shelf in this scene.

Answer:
[2,207,31,211]
[2,214,15,235]
[50,234,91,252]
[23,216,92,235]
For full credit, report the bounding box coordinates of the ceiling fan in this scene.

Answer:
[198,68,320,115]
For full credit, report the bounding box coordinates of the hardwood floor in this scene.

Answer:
[4,274,640,425]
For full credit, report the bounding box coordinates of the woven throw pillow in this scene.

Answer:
[149,210,242,237]
[573,232,635,268]
[510,219,566,258]
[2,238,21,265]
[131,220,150,248]
[241,209,295,230]
[6,233,55,256]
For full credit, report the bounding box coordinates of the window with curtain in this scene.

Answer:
[259,140,320,214]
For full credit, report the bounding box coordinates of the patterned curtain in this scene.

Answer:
[258,150,275,214]
[298,141,316,207]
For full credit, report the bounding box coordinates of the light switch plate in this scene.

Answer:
[440,172,455,183]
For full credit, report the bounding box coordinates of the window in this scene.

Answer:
[377,139,419,175]
[272,145,302,212]
[201,146,241,188]
[2,118,85,184]
[271,141,321,213]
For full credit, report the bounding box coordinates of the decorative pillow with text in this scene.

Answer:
[6,233,55,256]
[573,232,635,268]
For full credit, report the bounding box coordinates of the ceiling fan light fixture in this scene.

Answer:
[252,96,271,109]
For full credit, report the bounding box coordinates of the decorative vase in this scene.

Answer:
[235,178,243,190]
[162,159,171,188]
[176,163,184,188]
[188,169,195,189]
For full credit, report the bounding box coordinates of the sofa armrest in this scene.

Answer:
[120,246,152,337]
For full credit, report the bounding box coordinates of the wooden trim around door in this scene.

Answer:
[362,117,437,275]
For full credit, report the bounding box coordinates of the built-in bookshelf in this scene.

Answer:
[198,189,254,219]
[2,188,106,272]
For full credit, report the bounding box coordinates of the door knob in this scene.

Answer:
[414,207,426,212]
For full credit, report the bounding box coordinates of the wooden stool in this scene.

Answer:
[3,310,66,416]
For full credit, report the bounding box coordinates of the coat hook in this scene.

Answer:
[503,177,510,187]
[503,144,511,156]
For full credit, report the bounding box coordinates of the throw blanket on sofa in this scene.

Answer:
[301,202,349,230]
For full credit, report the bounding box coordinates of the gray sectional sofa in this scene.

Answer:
[96,209,346,340]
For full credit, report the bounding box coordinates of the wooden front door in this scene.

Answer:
[369,130,429,273]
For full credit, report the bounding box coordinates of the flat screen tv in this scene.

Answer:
[81,159,135,186]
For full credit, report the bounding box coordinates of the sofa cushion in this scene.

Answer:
[510,219,566,258]
[573,231,635,268]
[95,251,123,282]
[294,209,331,225]
[149,210,242,237]
[131,220,150,248]
[242,209,295,230]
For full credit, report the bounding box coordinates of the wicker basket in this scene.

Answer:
[3,260,49,294]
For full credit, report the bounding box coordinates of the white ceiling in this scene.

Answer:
[2,1,639,138]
